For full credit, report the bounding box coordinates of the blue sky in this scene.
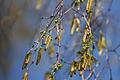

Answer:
[0,0,120,80]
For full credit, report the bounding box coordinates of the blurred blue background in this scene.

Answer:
[0,0,120,80]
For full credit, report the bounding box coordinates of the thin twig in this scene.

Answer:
[105,50,113,80]
[85,65,97,80]
[81,74,85,80]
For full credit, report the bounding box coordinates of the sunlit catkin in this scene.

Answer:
[83,28,88,43]
[23,71,28,80]
[82,56,87,70]
[88,56,92,69]
[44,35,52,49]
[70,62,75,77]
[81,0,84,3]
[76,17,80,32]
[40,31,46,39]
[70,15,80,35]
[98,31,106,55]
[70,16,76,35]
[44,35,49,45]
[70,61,78,77]
[73,0,80,10]
[35,0,42,10]
[44,72,54,80]
[36,47,44,65]
[55,35,62,43]
[48,46,54,58]
[22,51,32,70]
[86,0,93,13]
